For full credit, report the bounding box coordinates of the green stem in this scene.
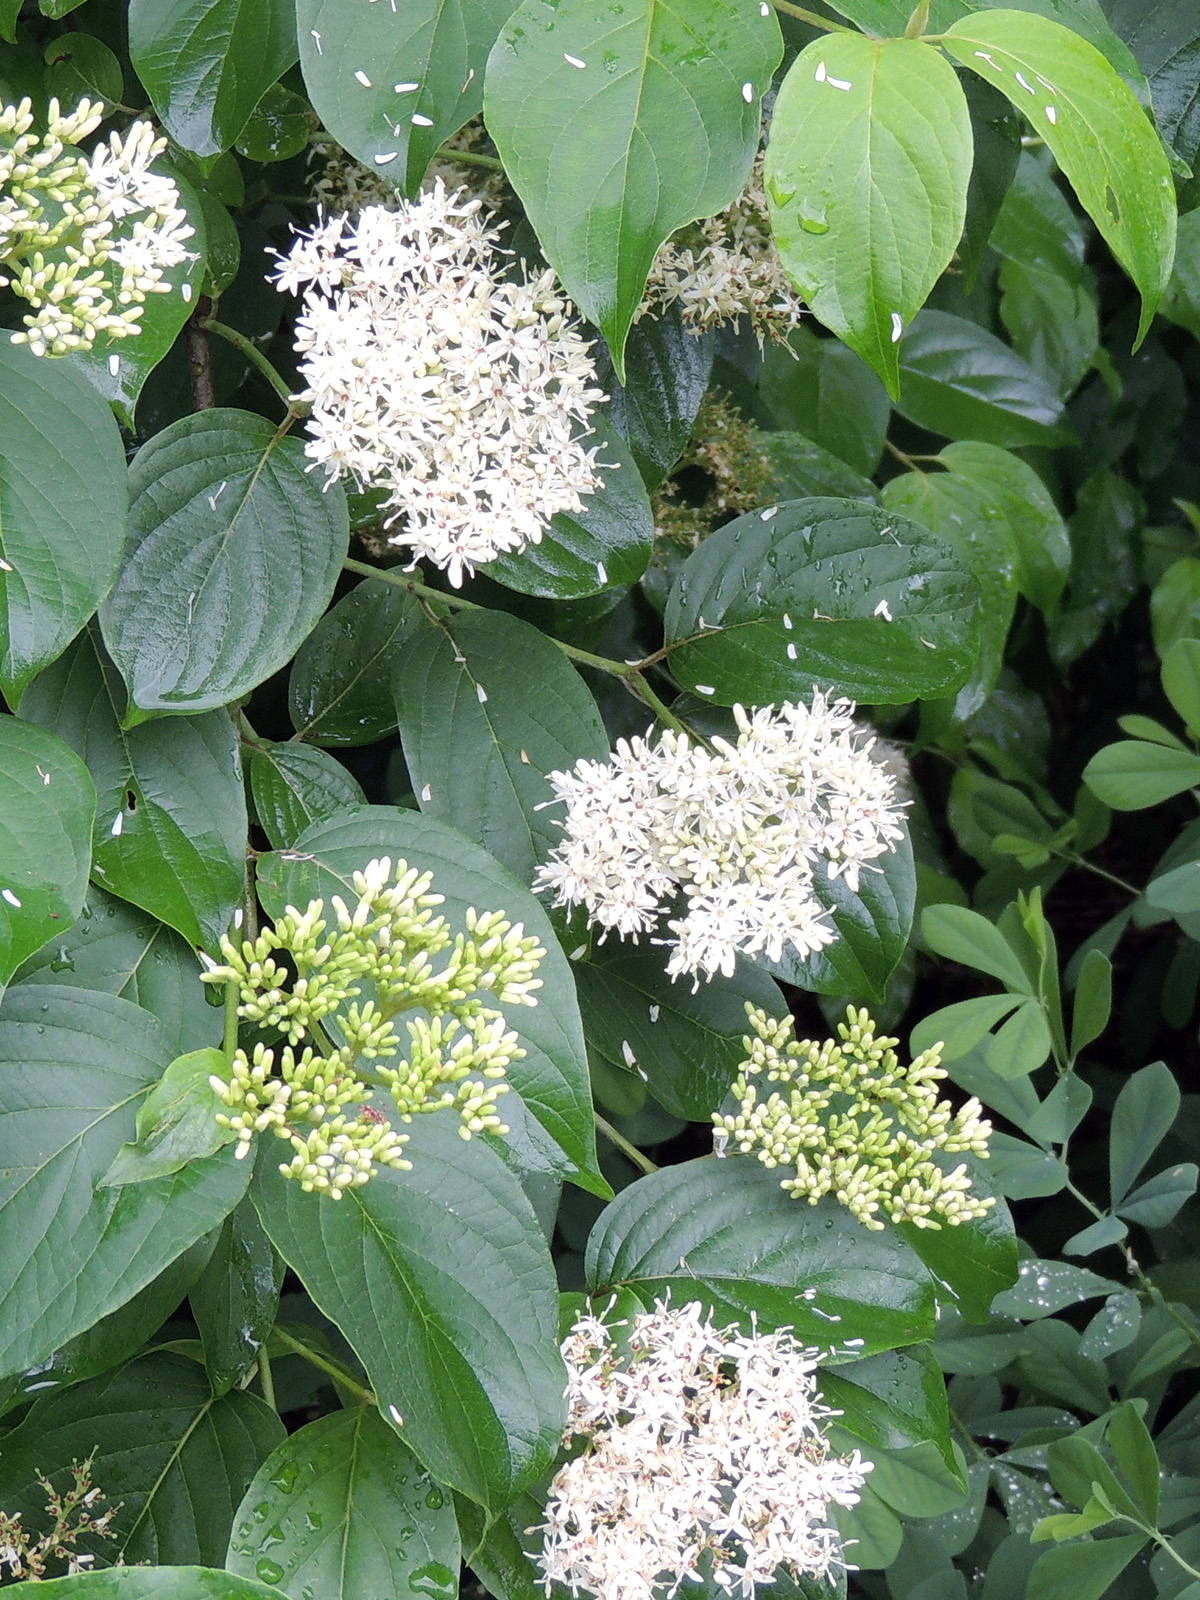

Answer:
[594,1112,659,1176]
[1053,850,1141,898]
[772,0,857,29]
[437,146,504,172]
[272,1325,376,1406]
[948,1404,991,1465]
[200,317,296,407]
[257,1346,277,1412]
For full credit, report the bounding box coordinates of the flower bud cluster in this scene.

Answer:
[0,97,192,356]
[639,154,805,345]
[275,180,606,587]
[203,856,544,1198]
[538,1300,868,1600]
[534,693,906,984]
[0,1452,118,1580]
[714,1005,994,1231]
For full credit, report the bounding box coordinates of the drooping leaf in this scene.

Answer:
[593,307,714,489]
[766,34,973,398]
[0,341,127,703]
[100,1047,234,1187]
[663,498,981,704]
[248,741,366,850]
[101,410,348,717]
[759,326,891,477]
[485,0,782,375]
[821,1344,957,1471]
[288,577,420,747]
[191,1196,284,1397]
[253,1115,565,1512]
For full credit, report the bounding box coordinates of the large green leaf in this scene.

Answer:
[759,326,891,478]
[129,0,298,156]
[0,1574,287,1600]
[190,1197,284,1397]
[662,498,981,704]
[394,609,609,882]
[256,806,603,1194]
[0,717,95,993]
[0,341,127,703]
[101,410,348,718]
[253,1115,566,1512]
[226,1408,460,1599]
[594,307,714,490]
[248,741,366,850]
[1109,0,1200,171]
[296,0,514,195]
[288,577,420,747]
[0,1353,283,1566]
[897,1159,1018,1322]
[0,986,249,1379]
[821,1344,957,1470]
[940,441,1070,614]
[944,9,1176,343]
[485,0,782,375]
[575,948,783,1121]
[1084,739,1200,810]
[766,34,972,398]
[585,1157,937,1353]
[21,631,247,950]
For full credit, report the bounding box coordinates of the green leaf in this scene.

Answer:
[43,31,123,102]
[0,1573,288,1600]
[191,1196,283,1397]
[0,0,20,41]
[395,609,608,882]
[821,1345,956,1469]
[21,631,247,950]
[129,0,298,156]
[11,887,219,1059]
[759,325,891,478]
[1084,740,1200,810]
[234,83,313,164]
[986,1131,1068,1198]
[248,742,366,850]
[959,72,1023,291]
[1162,637,1200,733]
[894,310,1073,446]
[486,414,654,598]
[585,1158,937,1353]
[227,1408,460,1599]
[910,994,1024,1061]
[0,984,249,1378]
[1108,1400,1160,1522]
[943,10,1176,344]
[663,499,981,705]
[1115,1162,1198,1227]
[766,34,972,398]
[0,341,128,703]
[1063,1213,1128,1256]
[1151,554,1200,660]
[256,805,604,1196]
[762,828,916,1004]
[485,0,782,375]
[594,307,713,490]
[921,903,1032,992]
[938,441,1071,615]
[288,577,420,747]
[0,1352,283,1566]
[1102,1,1200,171]
[101,410,348,717]
[1031,1529,1147,1593]
[861,1439,969,1516]
[575,947,783,1121]
[1110,1060,1180,1205]
[760,431,880,504]
[1049,470,1142,670]
[1070,948,1112,1057]
[101,1048,234,1186]
[984,998,1053,1078]
[0,717,95,994]
[297,0,512,195]
[253,1116,565,1511]
[992,1257,1120,1321]
[896,1160,1017,1321]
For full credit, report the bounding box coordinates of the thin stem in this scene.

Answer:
[187,314,215,411]
[1147,1530,1200,1582]
[772,0,857,30]
[201,317,296,407]
[632,674,688,733]
[1052,849,1141,899]
[947,1404,990,1465]
[437,146,504,172]
[884,439,940,470]
[257,1346,277,1412]
[272,1325,376,1406]
[595,1112,659,1176]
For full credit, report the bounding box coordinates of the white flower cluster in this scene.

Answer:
[0,97,192,356]
[535,694,906,984]
[539,1301,867,1600]
[639,155,805,345]
[276,181,606,587]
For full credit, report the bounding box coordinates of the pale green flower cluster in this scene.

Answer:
[714,1005,994,1230]
[0,96,192,356]
[203,856,544,1199]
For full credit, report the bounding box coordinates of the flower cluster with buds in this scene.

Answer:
[534,693,906,984]
[538,1301,867,1600]
[309,120,505,217]
[202,856,544,1199]
[639,154,805,345]
[714,1005,994,1231]
[0,97,192,356]
[0,1453,118,1580]
[275,180,606,587]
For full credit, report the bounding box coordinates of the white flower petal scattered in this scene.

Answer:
[537,1301,868,1600]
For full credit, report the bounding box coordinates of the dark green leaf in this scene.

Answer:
[986,1131,1068,1198]
[1070,947,1112,1057]
[594,308,714,489]
[585,1158,937,1353]
[0,1353,283,1566]
[0,1571,287,1599]
[938,441,1070,615]
[896,1158,1017,1321]
[1110,1060,1182,1205]
[0,717,95,993]
[991,1258,1120,1320]
[0,986,250,1379]
[297,0,512,195]
[1063,1213,1129,1255]
[1049,470,1142,669]
[288,577,420,746]
[227,1407,460,1599]
[1026,1533,1147,1600]
[485,0,782,373]
[759,326,891,478]
[759,432,879,504]
[256,805,604,1195]
[0,341,127,703]
[1162,637,1200,732]
[129,0,298,156]
[253,1115,565,1511]
[1115,1162,1198,1227]
[1107,0,1200,170]
[101,1048,234,1186]
[21,631,247,950]
[102,410,348,716]
[894,310,1073,446]
[43,32,123,102]
[959,73,1023,290]
[821,1345,956,1469]
[766,35,972,397]
[1108,1400,1160,1522]
[191,1197,283,1396]
[663,499,981,705]
[248,742,366,850]
[575,947,783,1120]
[234,83,313,164]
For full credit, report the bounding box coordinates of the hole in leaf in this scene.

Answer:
[125,790,137,810]
[1105,184,1121,223]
